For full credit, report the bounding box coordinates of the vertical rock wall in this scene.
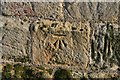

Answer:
[1,2,120,71]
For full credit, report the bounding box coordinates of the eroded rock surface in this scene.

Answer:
[1,2,120,78]
[90,22,120,69]
[29,19,90,69]
[64,2,118,22]
[0,16,31,61]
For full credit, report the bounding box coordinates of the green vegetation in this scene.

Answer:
[22,66,35,79]
[14,63,23,78]
[14,56,31,63]
[2,64,75,80]
[2,63,51,79]
[2,72,11,79]
[53,68,73,80]
[36,65,45,70]
[2,63,13,79]
[46,68,53,75]
[2,55,31,63]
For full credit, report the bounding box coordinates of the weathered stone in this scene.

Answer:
[1,2,34,16]
[1,2,120,78]
[64,2,118,22]
[1,2,64,20]
[29,19,90,69]
[88,72,120,78]
[1,16,30,60]
[90,21,120,68]
[32,2,64,20]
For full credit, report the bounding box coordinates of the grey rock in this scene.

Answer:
[1,16,30,60]
[64,2,118,22]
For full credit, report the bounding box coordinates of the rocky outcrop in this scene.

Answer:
[0,16,30,60]
[64,2,118,22]
[90,22,120,69]
[1,1,120,78]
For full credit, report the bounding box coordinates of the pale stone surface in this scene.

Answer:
[64,2,119,22]
[30,19,90,68]
[33,2,64,20]
[0,2,120,78]
[1,2,64,20]
[1,2,34,16]
[1,16,30,59]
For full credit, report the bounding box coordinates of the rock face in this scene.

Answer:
[64,2,118,22]
[90,22,120,67]
[30,19,90,68]
[1,1,120,78]
[1,16,30,59]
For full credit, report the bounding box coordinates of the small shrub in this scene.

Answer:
[22,66,34,79]
[2,72,11,79]
[37,65,45,70]
[2,63,13,79]
[14,63,23,78]
[4,63,13,72]
[46,69,53,75]
[53,68,72,80]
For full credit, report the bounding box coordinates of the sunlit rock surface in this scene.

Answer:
[0,2,120,79]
